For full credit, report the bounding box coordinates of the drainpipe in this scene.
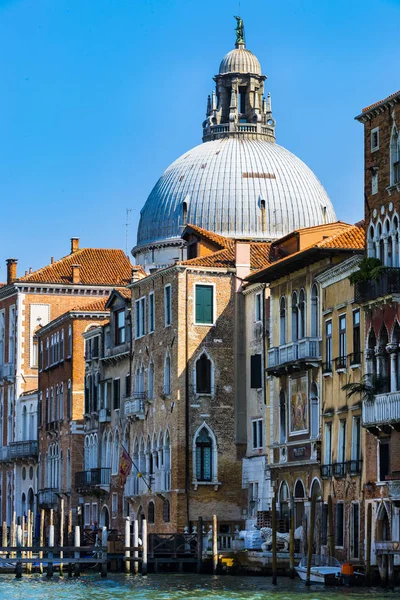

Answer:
[185,269,190,528]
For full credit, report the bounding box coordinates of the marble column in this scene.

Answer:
[386,343,398,392]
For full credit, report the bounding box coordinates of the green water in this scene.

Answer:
[0,574,397,600]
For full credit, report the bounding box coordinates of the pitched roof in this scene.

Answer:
[362,89,400,114]
[70,298,110,312]
[182,224,233,249]
[180,241,273,270]
[247,223,365,282]
[17,248,133,286]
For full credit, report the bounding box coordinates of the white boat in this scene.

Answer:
[295,555,341,583]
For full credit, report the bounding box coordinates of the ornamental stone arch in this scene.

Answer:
[192,421,218,485]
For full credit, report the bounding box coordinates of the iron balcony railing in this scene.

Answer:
[75,467,111,489]
[355,268,400,303]
[386,479,400,501]
[98,408,111,423]
[334,356,347,371]
[321,464,332,479]
[333,462,347,478]
[322,361,333,375]
[347,459,362,475]
[8,440,38,459]
[124,392,146,418]
[38,488,59,507]
[348,351,362,367]
[267,338,322,369]
[363,391,400,427]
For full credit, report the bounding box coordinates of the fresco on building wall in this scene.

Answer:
[289,375,308,434]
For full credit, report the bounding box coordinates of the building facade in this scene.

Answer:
[0,238,133,524]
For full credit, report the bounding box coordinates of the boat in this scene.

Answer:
[295,555,341,583]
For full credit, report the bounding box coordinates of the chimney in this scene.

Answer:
[70,237,79,254]
[71,264,81,284]
[235,241,251,292]
[131,266,145,283]
[6,259,18,285]
[50,257,54,264]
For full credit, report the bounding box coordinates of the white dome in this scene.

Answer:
[219,47,262,75]
[136,138,336,248]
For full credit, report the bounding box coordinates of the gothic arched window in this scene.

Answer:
[195,353,212,394]
[148,501,155,524]
[279,297,286,345]
[291,292,299,342]
[310,284,319,337]
[279,390,286,444]
[195,427,213,482]
[298,289,306,339]
[390,126,400,186]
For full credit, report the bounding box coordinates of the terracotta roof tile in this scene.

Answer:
[183,224,232,249]
[362,90,400,113]
[181,241,273,270]
[70,298,110,312]
[116,287,132,300]
[17,248,132,286]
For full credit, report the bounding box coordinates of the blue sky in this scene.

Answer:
[1,0,400,276]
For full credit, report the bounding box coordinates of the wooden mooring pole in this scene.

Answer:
[101,526,108,578]
[47,519,55,578]
[212,514,218,575]
[289,495,295,579]
[74,525,81,577]
[305,493,317,587]
[133,519,139,575]
[142,519,148,576]
[39,509,45,574]
[125,517,131,573]
[366,502,372,586]
[27,511,32,574]
[197,516,203,574]
[328,494,335,559]
[272,493,277,585]
[1,521,7,554]
[59,498,64,576]
[16,524,22,578]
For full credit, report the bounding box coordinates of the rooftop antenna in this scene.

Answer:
[125,208,132,256]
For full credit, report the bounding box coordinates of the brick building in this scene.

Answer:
[0,238,132,524]
[355,90,400,577]
[36,299,109,525]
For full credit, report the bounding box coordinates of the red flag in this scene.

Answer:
[119,447,132,486]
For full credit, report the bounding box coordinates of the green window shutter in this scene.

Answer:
[196,285,213,324]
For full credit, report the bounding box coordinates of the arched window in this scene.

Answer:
[368,225,375,258]
[164,430,171,491]
[378,326,390,392]
[164,353,171,395]
[294,479,306,527]
[279,390,287,443]
[367,329,377,378]
[59,383,64,420]
[279,481,290,524]
[29,404,35,440]
[148,501,155,524]
[22,405,28,441]
[310,284,319,337]
[162,499,170,523]
[148,361,154,400]
[182,201,188,225]
[67,380,72,419]
[310,478,321,500]
[112,432,119,474]
[55,385,59,421]
[49,388,54,423]
[279,297,286,345]
[66,448,71,492]
[298,289,306,339]
[291,292,299,342]
[195,427,213,482]
[310,382,319,439]
[195,353,212,394]
[390,125,400,186]
[21,492,26,517]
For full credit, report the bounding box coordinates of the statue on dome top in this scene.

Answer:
[234,15,245,45]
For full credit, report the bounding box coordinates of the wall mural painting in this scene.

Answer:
[289,376,308,435]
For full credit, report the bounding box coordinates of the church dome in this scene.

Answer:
[135,137,336,249]
[219,47,261,75]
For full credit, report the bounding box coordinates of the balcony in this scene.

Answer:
[124,392,146,420]
[98,408,111,423]
[0,363,14,379]
[333,462,346,478]
[334,356,347,372]
[347,459,362,475]
[321,464,332,479]
[124,469,171,498]
[267,338,321,374]
[8,440,38,460]
[363,391,400,430]
[322,361,333,376]
[348,352,362,368]
[38,488,59,508]
[45,421,61,432]
[386,479,400,506]
[75,467,111,491]
[355,268,400,303]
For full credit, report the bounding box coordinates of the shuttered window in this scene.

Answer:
[195,285,214,324]
[250,354,262,389]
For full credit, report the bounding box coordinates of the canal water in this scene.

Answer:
[0,574,398,600]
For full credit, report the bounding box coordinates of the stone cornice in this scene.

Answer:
[36,311,109,337]
[242,282,266,296]
[315,255,362,288]
[355,94,400,122]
